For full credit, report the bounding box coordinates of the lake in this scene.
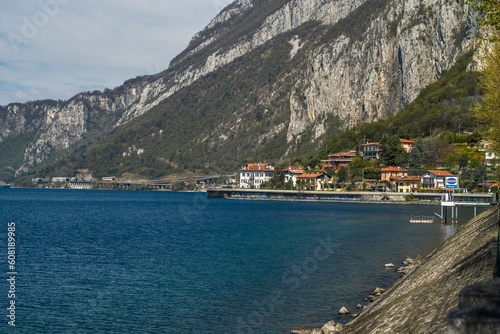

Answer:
[0,188,484,333]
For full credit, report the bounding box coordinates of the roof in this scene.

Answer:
[239,163,275,172]
[381,166,408,172]
[392,175,421,182]
[279,166,305,174]
[425,170,455,177]
[297,172,326,179]
[360,142,379,147]
[400,139,416,144]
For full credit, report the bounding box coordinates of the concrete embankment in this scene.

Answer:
[207,189,494,204]
[340,206,499,333]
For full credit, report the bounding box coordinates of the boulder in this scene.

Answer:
[291,326,313,334]
[338,306,350,314]
[357,304,364,309]
[373,287,382,294]
[385,263,395,267]
[322,320,337,332]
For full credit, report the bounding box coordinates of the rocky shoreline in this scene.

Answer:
[291,257,423,334]
[291,206,499,333]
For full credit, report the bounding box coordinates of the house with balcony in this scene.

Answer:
[420,170,457,189]
[239,163,275,189]
[279,166,305,186]
[321,151,357,170]
[359,142,380,159]
[380,166,408,181]
[296,172,330,191]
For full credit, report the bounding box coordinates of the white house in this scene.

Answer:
[485,150,497,166]
[420,170,458,189]
[280,166,305,186]
[239,163,275,189]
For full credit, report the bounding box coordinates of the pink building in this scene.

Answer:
[380,166,409,181]
[400,139,416,153]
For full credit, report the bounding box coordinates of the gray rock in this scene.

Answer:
[322,320,337,332]
[356,304,364,309]
[338,306,350,314]
[291,326,313,334]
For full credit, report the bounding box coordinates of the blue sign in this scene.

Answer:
[446,177,458,189]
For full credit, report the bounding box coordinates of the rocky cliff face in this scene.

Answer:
[0,0,481,177]
[0,84,145,175]
[287,0,480,142]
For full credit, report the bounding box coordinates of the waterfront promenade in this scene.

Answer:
[207,188,495,204]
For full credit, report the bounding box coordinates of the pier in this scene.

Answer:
[436,192,493,223]
[410,215,435,223]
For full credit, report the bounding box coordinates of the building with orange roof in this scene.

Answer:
[380,166,408,181]
[392,175,421,193]
[359,142,380,159]
[321,151,357,170]
[279,166,305,186]
[421,170,458,189]
[296,172,330,191]
[400,139,416,153]
[239,163,275,189]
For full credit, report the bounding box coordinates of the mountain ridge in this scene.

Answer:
[0,0,482,180]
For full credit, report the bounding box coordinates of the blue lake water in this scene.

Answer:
[0,188,487,333]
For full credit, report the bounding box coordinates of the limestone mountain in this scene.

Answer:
[0,0,481,180]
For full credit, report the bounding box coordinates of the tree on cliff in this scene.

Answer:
[468,1,500,152]
[467,0,500,40]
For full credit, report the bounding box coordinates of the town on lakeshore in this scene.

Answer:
[22,136,499,200]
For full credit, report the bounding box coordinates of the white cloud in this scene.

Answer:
[0,0,225,106]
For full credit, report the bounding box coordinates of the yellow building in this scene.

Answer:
[392,175,421,193]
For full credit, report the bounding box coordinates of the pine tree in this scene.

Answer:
[409,139,424,167]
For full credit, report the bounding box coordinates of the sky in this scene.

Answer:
[0,0,233,106]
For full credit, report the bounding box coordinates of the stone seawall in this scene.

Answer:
[207,189,494,204]
[337,207,499,333]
